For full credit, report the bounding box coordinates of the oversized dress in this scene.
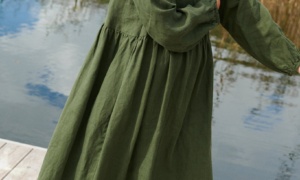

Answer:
[38,0,300,179]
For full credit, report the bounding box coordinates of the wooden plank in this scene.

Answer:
[0,143,32,179]
[0,139,46,151]
[0,141,6,150]
[4,149,46,180]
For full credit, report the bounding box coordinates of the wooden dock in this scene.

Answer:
[0,138,46,180]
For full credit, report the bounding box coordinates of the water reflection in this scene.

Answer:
[0,0,106,147]
[244,78,286,132]
[276,145,300,180]
[40,0,107,34]
[0,0,39,36]
[26,83,67,109]
[212,46,300,179]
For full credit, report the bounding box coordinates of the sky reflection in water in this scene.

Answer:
[0,0,300,179]
[0,0,39,36]
[0,0,106,146]
[26,83,67,109]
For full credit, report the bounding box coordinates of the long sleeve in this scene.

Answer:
[133,0,220,52]
[219,0,300,75]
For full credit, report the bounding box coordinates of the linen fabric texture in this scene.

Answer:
[38,0,300,179]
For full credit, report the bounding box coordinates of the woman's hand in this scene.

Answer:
[298,66,300,74]
[217,0,221,9]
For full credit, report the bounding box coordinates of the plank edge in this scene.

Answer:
[0,139,46,151]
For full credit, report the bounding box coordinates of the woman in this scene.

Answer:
[38,0,300,179]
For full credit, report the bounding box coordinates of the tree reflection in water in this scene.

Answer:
[212,33,299,109]
[212,26,300,178]
[243,76,296,132]
[275,145,300,180]
[40,0,108,33]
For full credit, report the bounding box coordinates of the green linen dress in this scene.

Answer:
[38,0,300,179]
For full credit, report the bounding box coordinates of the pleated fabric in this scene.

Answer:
[39,25,215,180]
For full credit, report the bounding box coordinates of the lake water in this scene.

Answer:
[0,0,300,179]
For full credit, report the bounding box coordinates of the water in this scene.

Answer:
[0,0,299,179]
[0,0,106,146]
